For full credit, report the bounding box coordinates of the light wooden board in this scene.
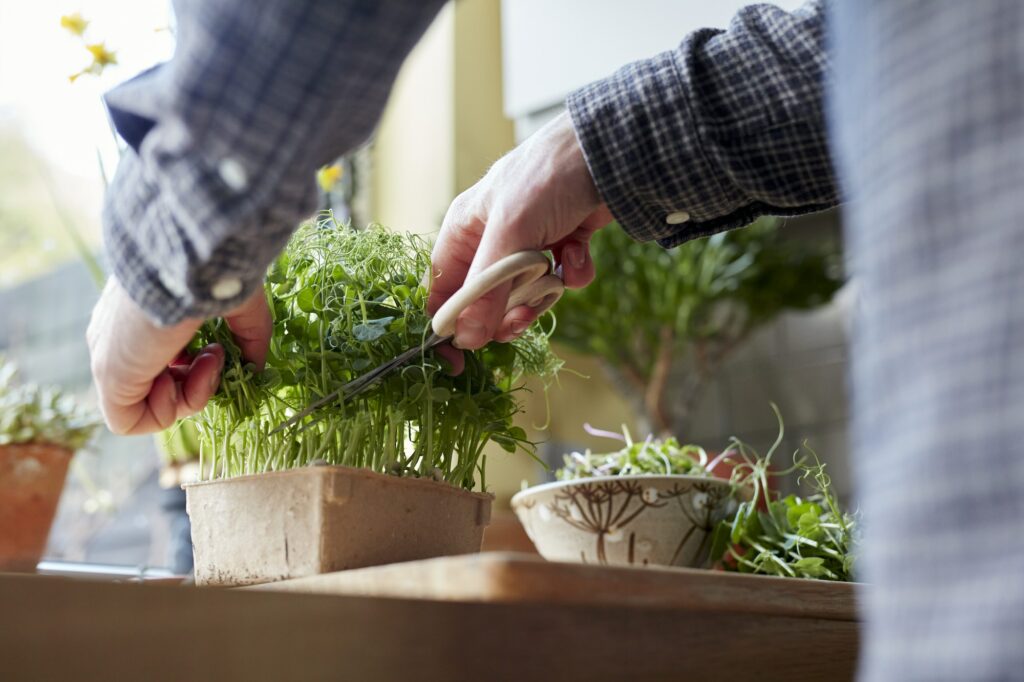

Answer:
[1,555,862,680]
[0,569,859,681]
[251,551,860,622]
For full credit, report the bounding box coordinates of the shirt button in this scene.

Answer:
[211,276,243,300]
[665,211,690,225]
[217,158,248,192]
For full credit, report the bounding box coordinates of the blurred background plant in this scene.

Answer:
[0,357,99,451]
[553,218,843,438]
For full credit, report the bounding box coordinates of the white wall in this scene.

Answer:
[501,0,805,121]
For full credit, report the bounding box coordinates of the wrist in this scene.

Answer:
[548,111,602,212]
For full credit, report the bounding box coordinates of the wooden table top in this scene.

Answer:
[0,553,861,681]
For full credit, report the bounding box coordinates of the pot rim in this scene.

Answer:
[182,463,494,501]
[511,473,732,507]
[0,442,74,456]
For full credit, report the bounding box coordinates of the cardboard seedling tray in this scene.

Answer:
[185,465,493,586]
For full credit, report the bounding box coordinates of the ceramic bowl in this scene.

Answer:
[511,475,736,569]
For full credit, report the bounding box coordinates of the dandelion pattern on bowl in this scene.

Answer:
[512,475,735,569]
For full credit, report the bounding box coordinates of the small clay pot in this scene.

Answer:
[0,443,73,572]
[512,475,736,569]
[185,465,493,586]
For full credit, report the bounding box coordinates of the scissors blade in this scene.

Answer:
[268,333,448,435]
[268,385,345,435]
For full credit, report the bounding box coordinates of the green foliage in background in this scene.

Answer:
[0,127,104,289]
[0,359,99,451]
[188,215,560,490]
[553,219,843,435]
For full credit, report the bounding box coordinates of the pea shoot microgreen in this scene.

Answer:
[187,215,560,490]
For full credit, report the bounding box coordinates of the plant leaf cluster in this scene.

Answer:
[0,358,99,451]
[187,215,559,490]
[707,431,858,581]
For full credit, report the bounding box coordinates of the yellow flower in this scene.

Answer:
[60,13,89,37]
[316,164,343,192]
[86,42,117,68]
[69,42,118,83]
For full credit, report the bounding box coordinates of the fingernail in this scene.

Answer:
[454,319,486,349]
[565,243,585,269]
[170,380,180,404]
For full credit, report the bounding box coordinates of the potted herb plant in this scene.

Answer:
[183,216,560,586]
[513,408,857,581]
[553,218,843,437]
[0,359,98,572]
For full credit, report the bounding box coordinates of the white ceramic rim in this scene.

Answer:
[510,473,732,508]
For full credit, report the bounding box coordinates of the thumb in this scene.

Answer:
[224,289,273,369]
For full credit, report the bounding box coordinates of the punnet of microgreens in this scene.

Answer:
[187,214,561,490]
[555,404,859,581]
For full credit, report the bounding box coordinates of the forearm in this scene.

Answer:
[567,1,836,247]
[103,0,446,325]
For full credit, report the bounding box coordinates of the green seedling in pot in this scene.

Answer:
[187,215,561,490]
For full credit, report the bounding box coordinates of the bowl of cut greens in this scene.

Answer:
[512,425,736,568]
[515,408,860,582]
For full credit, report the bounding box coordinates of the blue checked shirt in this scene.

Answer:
[103,0,446,324]
[105,1,1024,678]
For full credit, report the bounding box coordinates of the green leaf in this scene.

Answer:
[708,522,733,563]
[296,288,317,313]
[489,433,517,453]
[352,323,387,341]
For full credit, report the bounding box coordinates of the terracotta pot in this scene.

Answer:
[184,465,494,586]
[0,443,73,572]
[511,475,736,569]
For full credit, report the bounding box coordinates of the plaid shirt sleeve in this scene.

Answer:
[102,0,445,326]
[566,1,836,248]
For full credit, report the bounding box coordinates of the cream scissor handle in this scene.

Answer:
[430,251,564,339]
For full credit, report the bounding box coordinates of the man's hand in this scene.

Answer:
[86,278,272,435]
[428,111,612,371]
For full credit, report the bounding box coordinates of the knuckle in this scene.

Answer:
[105,414,131,436]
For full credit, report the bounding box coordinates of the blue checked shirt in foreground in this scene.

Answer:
[105,1,1024,679]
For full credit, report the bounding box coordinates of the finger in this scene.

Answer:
[579,204,615,233]
[552,206,612,290]
[178,346,225,417]
[225,290,273,369]
[494,304,542,343]
[427,195,484,316]
[451,207,536,348]
[433,343,465,376]
[555,238,595,290]
[99,377,179,435]
[453,280,512,350]
[146,370,180,431]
